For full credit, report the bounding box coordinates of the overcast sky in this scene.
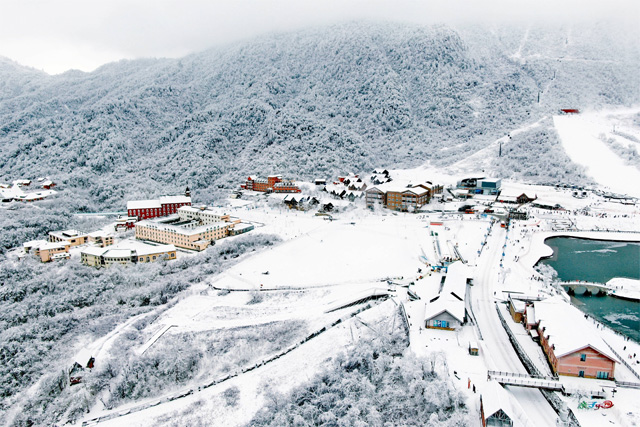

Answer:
[1,0,637,74]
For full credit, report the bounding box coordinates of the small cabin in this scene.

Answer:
[469,341,479,356]
[508,297,526,323]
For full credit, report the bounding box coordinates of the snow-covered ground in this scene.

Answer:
[77,151,640,427]
[91,300,400,427]
[554,107,640,198]
[608,278,640,301]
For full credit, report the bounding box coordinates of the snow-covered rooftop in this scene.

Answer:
[82,247,108,257]
[159,195,191,205]
[23,239,48,248]
[102,249,132,259]
[441,261,469,301]
[115,240,176,257]
[232,223,254,232]
[424,294,465,323]
[127,199,161,210]
[127,196,191,210]
[367,180,435,195]
[534,296,619,362]
[137,219,230,235]
[88,230,113,238]
[38,241,70,251]
[481,381,517,424]
[81,241,176,258]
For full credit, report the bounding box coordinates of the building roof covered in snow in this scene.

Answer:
[127,199,162,210]
[534,296,619,362]
[424,294,465,323]
[481,381,517,425]
[82,246,108,257]
[127,196,191,210]
[158,195,191,205]
[440,262,469,301]
[82,241,176,258]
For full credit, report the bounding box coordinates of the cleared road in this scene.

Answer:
[470,223,559,426]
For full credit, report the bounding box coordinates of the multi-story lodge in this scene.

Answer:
[241,175,301,193]
[127,195,192,220]
[88,231,115,247]
[135,206,251,251]
[49,229,89,247]
[81,241,176,267]
[365,181,443,211]
[23,240,70,262]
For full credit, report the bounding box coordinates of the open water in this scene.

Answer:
[541,237,640,342]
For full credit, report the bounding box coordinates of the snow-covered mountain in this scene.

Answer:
[0,22,638,208]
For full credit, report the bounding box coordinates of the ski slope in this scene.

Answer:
[553,109,640,198]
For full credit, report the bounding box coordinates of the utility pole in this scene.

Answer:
[499,141,502,157]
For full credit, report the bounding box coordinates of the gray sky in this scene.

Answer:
[1,0,637,74]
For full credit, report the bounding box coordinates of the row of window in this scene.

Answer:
[432,320,449,328]
[575,370,610,379]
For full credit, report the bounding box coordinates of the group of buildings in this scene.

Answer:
[370,169,393,185]
[23,189,254,266]
[324,173,367,201]
[241,175,301,193]
[509,295,618,380]
[23,229,114,263]
[418,263,618,380]
[239,171,446,214]
[1,178,58,203]
[24,227,179,267]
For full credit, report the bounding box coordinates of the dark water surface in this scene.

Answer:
[541,237,640,342]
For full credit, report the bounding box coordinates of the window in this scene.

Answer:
[580,354,586,362]
[578,370,585,377]
[596,371,609,379]
[433,320,449,328]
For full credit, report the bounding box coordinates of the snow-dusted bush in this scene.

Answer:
[101,320,306,408]
[0,233,281,426]
[599,133,640,170]
[246,290,265,305]
[492,123,592,186]
[250,330,468,426]
[3,23,635,213]
[222,386,241,407]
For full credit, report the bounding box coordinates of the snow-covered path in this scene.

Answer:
[470,223,559,426]
[554,111,640,198]
[447,116,547,174]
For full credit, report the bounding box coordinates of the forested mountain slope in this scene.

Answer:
[0,22,638,209]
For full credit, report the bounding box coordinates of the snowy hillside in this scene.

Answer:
[553,107,640,198]
[0,22,638,211]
